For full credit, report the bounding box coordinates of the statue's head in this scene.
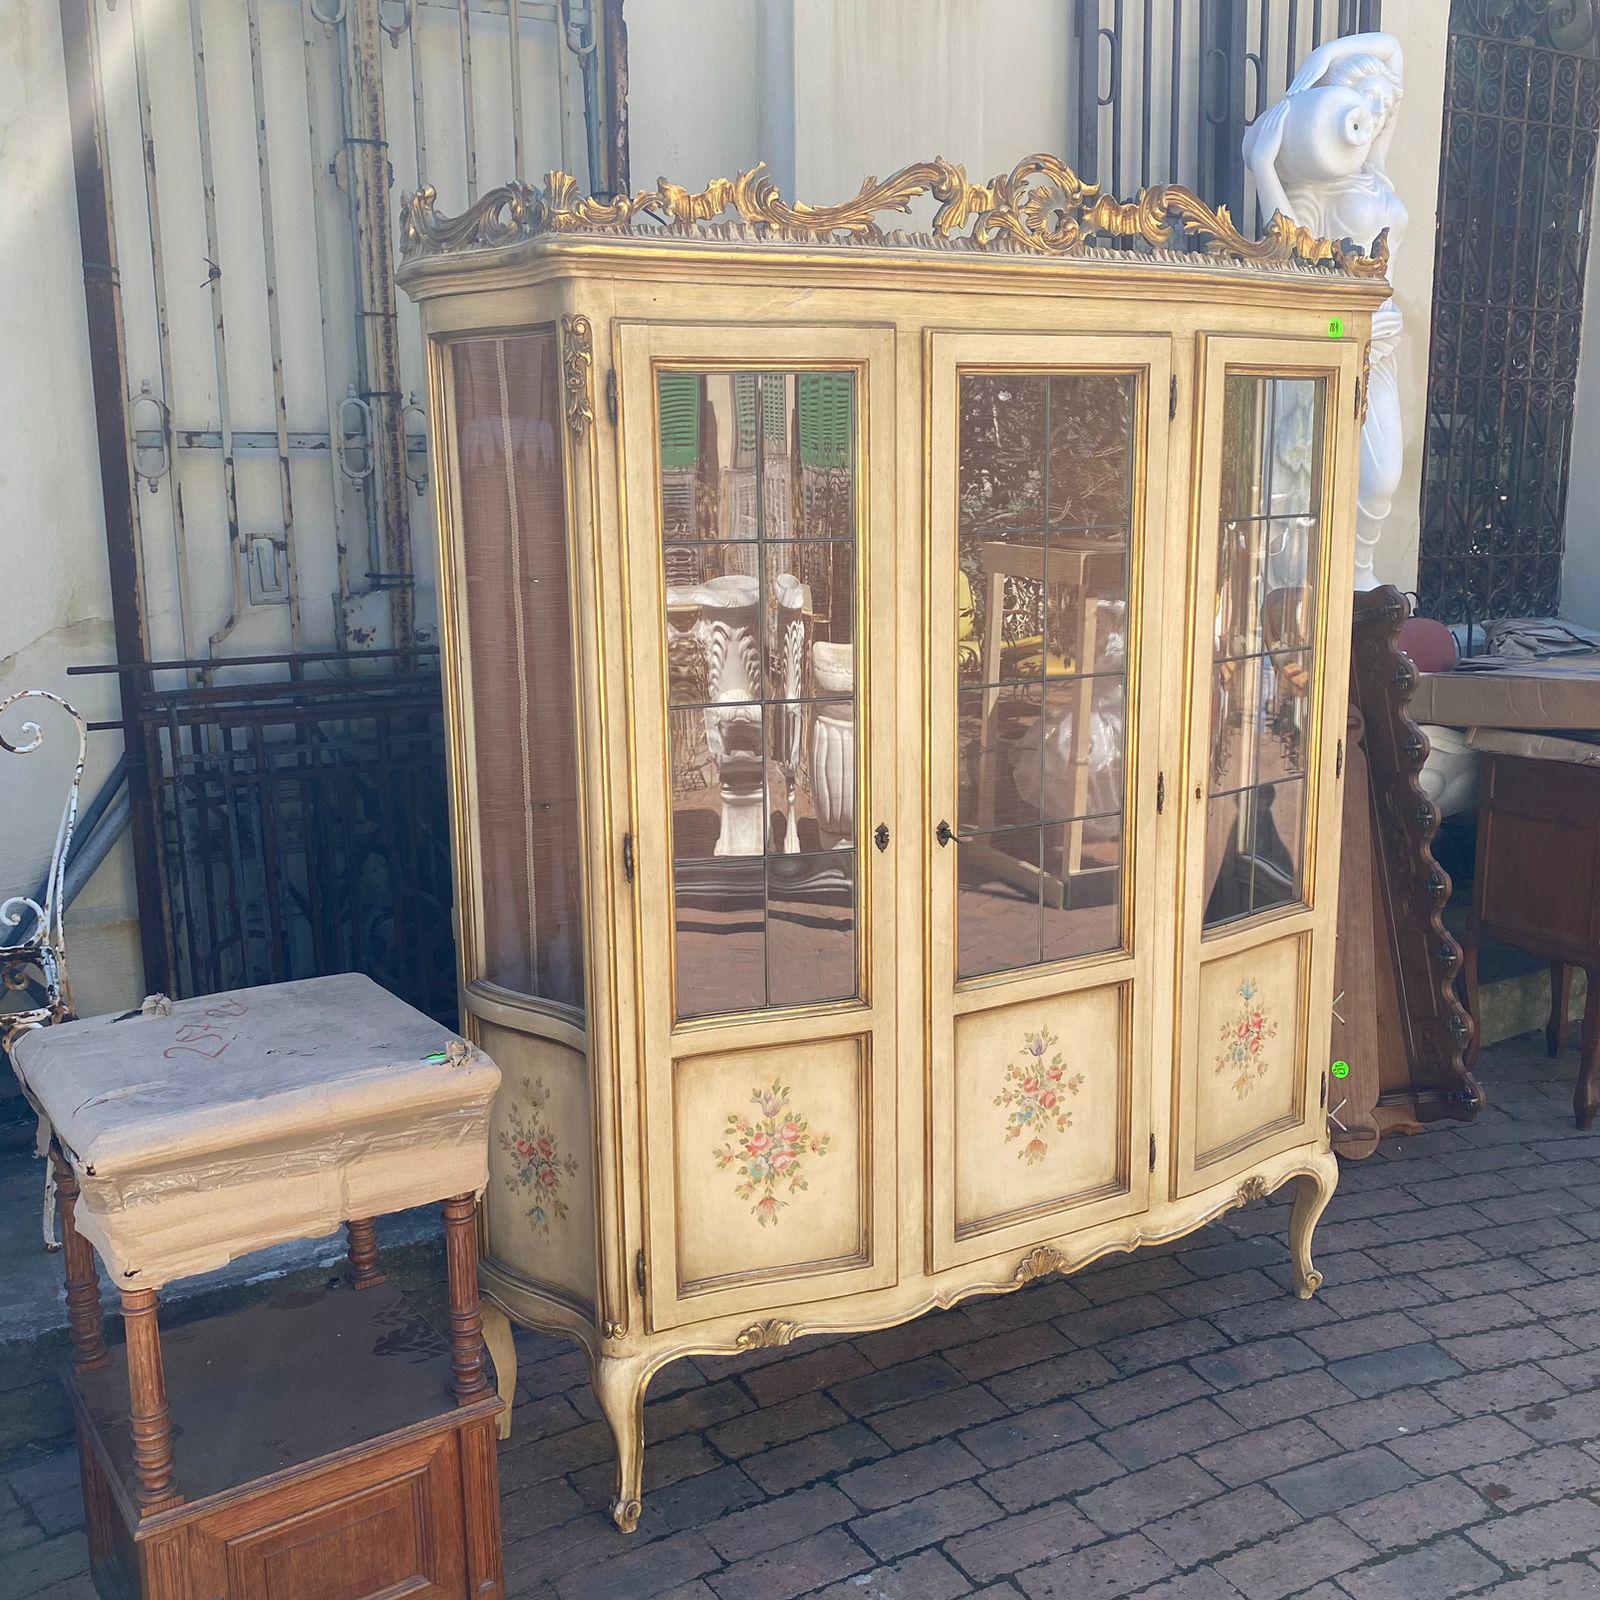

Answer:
[1325,51,1403,137]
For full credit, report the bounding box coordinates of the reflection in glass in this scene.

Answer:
[1204,376,1326,929]
[452,332,584,1012]
[663,371,860,1017]
[955,371,1137,978]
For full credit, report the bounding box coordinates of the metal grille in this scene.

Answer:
[130,656,455,1020]
[1069,0,1382,227]
[1417,0,1600,623]
[59,0,623,1013]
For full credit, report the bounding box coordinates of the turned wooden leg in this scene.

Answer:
[442,1194,492,1406]
[1289,1152,1338,1300]
[592,1351,650,1534]
[121,1288,180,1512]
[345,1217,387,1290]
[1549,962,1574,1058]
[480,1299,518,1442]
[1576,972,1600,1132]
[50,1147,109,1373]
[1461,937,1483,1070]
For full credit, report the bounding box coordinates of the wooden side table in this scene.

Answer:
[1462,753,1600,1129]
[12,975,506,1600]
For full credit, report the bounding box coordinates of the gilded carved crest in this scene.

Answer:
[399,155,1391,279]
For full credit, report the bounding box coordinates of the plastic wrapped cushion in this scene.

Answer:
[9,973,500,1289]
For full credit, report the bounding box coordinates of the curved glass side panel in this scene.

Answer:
[452,331,585,1013]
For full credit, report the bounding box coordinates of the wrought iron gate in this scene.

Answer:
[1068,0,1382,229]
[57,0,626,1018]
[1418,0,1600,623]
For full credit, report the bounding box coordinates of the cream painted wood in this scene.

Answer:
[617,322,901,1333]
[1171,336,1364,1199]
[403,235,1385,1536]
[926,332,1172,1274]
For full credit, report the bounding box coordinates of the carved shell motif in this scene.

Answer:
[735,1319,800,1351]
[1013,1245,1068,1285]
[1235,1175,1271,1205]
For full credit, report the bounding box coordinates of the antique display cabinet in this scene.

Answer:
[396,156,1388,1532]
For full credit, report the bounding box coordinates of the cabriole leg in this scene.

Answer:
[1289,1154,1338,1300]
[480,1300,517,1442]
[592,1351,651,1534]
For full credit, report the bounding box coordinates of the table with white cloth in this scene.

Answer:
[8,972,507,1600]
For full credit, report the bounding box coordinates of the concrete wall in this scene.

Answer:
[2,0,1452,1016]
[1562,234,1600,628]
[0,0,143,1019]
[1372,0,1450,595]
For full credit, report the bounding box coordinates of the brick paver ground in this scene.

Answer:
[8,1031,1600,1599]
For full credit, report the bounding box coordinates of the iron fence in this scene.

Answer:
[1069,0,1383,229]
[1417,0,1600,623]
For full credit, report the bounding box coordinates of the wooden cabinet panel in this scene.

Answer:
[1193,934,1309,1169]
[953,982,1132,1241]
[672,1036,870,1293]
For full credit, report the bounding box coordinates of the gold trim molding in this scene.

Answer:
[399,156,1390,279]
[560,313,594,434]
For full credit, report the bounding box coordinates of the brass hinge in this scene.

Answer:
[1354,375,1362,420]
[1156,772,1166,814]
[606,369,618,425]
[1321,1071,1328,1107]
[635,1249,646,1295]
[1335,739,1344,780]
[1149,1133,1157,1172]
[1169,375,1178,420]
[622,832,634,883]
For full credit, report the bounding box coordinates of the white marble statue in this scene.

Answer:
[1243,32,1406,590]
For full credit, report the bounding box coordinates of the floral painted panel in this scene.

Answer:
[498,1077,580,1235]
[953,984,1126,1240]
[1214,979,1279,1099]
[1194,936,1304,1169]
[713,1079,832,1226]
[996,1027,1086,1164]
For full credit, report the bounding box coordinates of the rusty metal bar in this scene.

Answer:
[126,0,195,663]
[56,0,174,996]
[457,0,479,201]
[345,0,415,648]
[245,0,304,649]
[187,0,248,659]
[600,0,628,195]
[509,0,527,182]
[300,0,358,619]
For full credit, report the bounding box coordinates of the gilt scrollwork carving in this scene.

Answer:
[400,156,1391,280]
[560,314,594,435]
[1235,1175,1271,1205]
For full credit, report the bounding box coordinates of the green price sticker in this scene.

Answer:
[1327,316,1346,339]
[1330,1060,1351,1079]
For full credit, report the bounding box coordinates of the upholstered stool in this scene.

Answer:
[10,973,506,1600]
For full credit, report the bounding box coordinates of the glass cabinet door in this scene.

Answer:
[619,323,900,1330]
[1173,336,1363,1198]
[927,333,1173,1272]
